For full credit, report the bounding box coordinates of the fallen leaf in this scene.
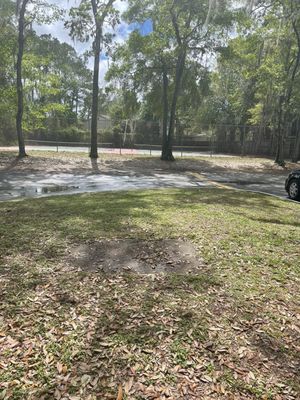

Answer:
[81,374,91,387]
[124,377,134,394]
[56,362,63,374]
[117,384,123,400]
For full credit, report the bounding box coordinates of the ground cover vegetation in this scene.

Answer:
[0,187,299,399]
[0,150,299,176]
[1,1,300,162]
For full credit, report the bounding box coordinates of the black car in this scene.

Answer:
[285,169,300,200]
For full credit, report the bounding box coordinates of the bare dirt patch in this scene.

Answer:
[67,238,203,274]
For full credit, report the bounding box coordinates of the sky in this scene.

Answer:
[33,0,152,83]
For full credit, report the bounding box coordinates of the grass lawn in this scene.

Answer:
[0,188,299,399]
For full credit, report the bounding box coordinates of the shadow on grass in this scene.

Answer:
[119,156,291,175]
[169,187,285,210]
[70,271,220,398]
[250,330,300,389]
[0,191,153,252]
[0,191,154,319]
[0,188,295,264]
[241,215,300,228]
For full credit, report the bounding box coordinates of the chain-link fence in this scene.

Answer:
[24,120,300,160]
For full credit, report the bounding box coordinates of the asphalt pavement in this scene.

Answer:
[0,172,212,201]
[199,171,288,198]
[0,169,291,202]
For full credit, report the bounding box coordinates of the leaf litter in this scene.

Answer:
[0,261,299,399]
[0,188,299,399]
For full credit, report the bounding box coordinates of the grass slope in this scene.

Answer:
[0,188,299,399]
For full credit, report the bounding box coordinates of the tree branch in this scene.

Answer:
[170,9,182,46]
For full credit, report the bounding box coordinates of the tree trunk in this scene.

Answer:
[254,124,263,155]
[90,24,101,159]
[75,91,79,120]
[240,125,246,156]
[16,0,29,158]
[89,0,115,158]
[292,119,300,162]
[161,65,170,160]
[275,96,284,165]
[161,50,186,161]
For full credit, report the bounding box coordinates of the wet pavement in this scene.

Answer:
[200,171,288,198]
[0,168,293,202]
[0,172,212,201]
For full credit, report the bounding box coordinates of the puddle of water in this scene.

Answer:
[35,185,79,194]
[0,172,213,201]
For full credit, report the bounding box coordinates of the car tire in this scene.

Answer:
[287,178,300,200]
